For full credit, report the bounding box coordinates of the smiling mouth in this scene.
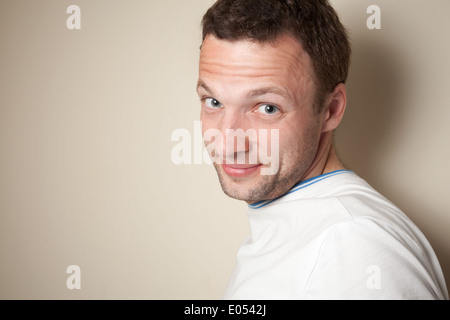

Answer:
[221,163,262,177]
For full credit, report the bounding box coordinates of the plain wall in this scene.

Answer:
[0,0,448,299]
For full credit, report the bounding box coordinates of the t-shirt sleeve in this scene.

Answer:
[302,217,446,300]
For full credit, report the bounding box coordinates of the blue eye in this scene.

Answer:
[204,98,223,109]
[257,104,279,115]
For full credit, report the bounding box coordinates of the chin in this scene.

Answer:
[222,186,257,202]
[215,167,282,203]
[217,176,255,201]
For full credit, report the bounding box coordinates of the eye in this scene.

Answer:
[257,104,279,115]
[204,98,223,109]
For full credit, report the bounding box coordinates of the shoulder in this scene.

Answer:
[321,172,427,248]
[302,215,447,299]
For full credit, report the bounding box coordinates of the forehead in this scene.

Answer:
[199,34,313,82]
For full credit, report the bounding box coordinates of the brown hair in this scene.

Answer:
[201,0,351,113]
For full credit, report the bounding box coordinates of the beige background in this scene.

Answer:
[0,0,448,299]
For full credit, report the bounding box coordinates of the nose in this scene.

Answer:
[220,110,252,163]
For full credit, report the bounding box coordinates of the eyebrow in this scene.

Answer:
[247,87,290,100]
[196,80,211,94]
[197,80,290,100]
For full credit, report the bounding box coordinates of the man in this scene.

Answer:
[196,0,448,299]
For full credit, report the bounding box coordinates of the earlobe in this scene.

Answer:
[321,83,347,133]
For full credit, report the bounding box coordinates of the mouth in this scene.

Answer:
[221,163,262,178]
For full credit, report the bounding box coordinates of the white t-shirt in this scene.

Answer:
[223,170,449,300]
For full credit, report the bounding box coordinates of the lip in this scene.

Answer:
[222,163,262,177]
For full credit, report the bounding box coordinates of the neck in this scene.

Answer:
[299,131,346,183]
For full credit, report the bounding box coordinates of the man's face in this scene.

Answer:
[197,34,325,203]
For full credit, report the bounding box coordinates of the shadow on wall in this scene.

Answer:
[336,37,405,175]
[335,37,450,293]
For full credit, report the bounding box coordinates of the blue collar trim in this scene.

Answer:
[248,170,353,209]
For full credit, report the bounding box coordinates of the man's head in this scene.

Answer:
[197,0,351,203]
[201,0,351,113]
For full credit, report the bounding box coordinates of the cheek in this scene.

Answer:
[200,112,214,133]
[277,122,319,161]
[200,109,206,123]
[200,107,223,130]
[278,130,299,160]
[279,120,304,146]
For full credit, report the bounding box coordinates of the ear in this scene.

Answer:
[321,83,347,133]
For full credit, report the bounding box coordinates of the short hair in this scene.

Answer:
[201,0,351,113]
